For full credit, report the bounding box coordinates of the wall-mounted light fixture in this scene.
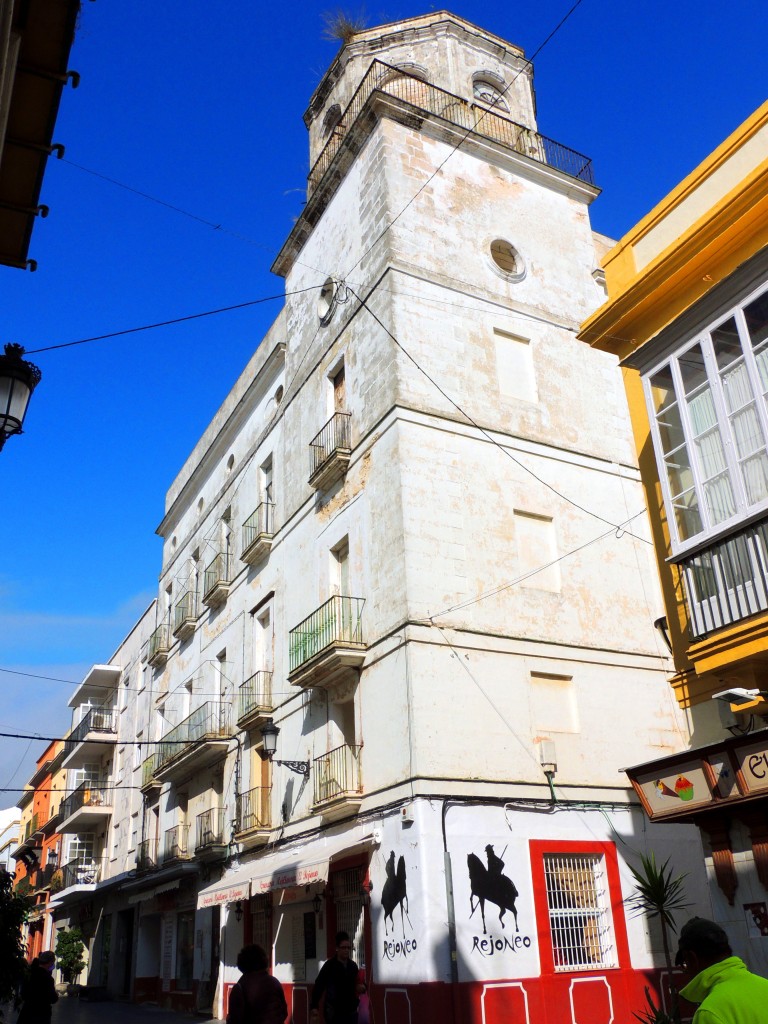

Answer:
[312,892,324,916]
[0,344,41,451]
[260,722,310,776]
[653,615,673,655]
[233,900,244,923]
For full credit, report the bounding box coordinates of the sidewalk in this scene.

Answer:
[52,995,218,1024]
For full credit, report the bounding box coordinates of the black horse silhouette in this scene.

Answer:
[381,851,410,936]
[467,847,519,934]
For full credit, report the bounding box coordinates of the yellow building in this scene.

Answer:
[580,102,768,960]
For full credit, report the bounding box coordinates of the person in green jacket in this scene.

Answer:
[675,917,768,1023]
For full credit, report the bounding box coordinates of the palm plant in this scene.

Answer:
[625,853,691,1024]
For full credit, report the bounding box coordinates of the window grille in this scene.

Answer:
[332,867,365,968]
[543,853,616,971]
[251,894,271,960]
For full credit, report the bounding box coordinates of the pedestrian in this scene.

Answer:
[676,917,768,1023]
[16,952,57,1024]
[310,931,366,1024]
[226,944,286,1024]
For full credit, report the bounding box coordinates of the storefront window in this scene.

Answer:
[176,911,194,990]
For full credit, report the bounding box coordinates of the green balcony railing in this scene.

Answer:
[141,750,160,788]
[237,670,273,721]
[173,590,196,633]
[203,552,230,600]
[155,701,233,773]
[289,595,365,673]
[148,623,169,661]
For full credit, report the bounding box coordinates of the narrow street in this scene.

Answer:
[52,996,217,1024]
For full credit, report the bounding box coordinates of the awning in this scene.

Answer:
[196,827,375,909]
[128,878,181,905]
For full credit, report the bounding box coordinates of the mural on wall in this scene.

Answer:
[451,830,539,982]
[468,844,519,934]
[382,850,410,936]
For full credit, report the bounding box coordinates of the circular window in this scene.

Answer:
[171,536,177,550]
[473,77,508,112]
[318,277,340,325]
[489,239,524,281]
[226,454,235,474]
[274,385,284,405]
[197,497,204,515]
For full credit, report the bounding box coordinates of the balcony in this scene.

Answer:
[288,595,366,694]
[241,502,275,565]
[140,750,162,794]
[312,744,362,818]
[309,412,351,491]
[59,780,112,834]
[307,60,594,198]
[148,624,170,667]
[237,671,273,730]
[234,785,271,849]
[33,863,57,893]
[680,520,768,639]
[153,702,234,783]
[173,591,197,642]
[202,553,231,608]
[57,856,104,896]
[137,838,159,873]
[161,825,190,865]
[62,706,117,770]
[195,807,227,858]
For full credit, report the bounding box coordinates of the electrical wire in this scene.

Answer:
[348,284,652,544]
[23,285,323,356]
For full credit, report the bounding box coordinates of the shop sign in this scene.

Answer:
[735,739,768,794]
[198,882,249,909]
[254,863,324,894]
[633,761,714,818]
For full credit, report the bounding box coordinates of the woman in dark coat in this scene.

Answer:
[227,945,286,1024]
[17,951,58,1024]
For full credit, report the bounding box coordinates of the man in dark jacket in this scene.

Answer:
[310,931,364,1024]
[227,944,286,1024]
[17,951,58,1024]
[676,917,768,1024]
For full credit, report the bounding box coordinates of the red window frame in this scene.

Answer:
[529,839,631,975]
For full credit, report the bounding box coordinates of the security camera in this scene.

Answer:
[712,687,763,708]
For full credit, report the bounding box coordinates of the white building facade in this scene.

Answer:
[46,13,711,1023]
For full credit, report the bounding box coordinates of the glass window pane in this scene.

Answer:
[672,489,702,541]
[704,473,735,525]
[695,427,727,478]
[712,317,742,370]
[744,291,768,350]
[678,344,708,394]
[755,347,768,393]
[656,401,685,453]
[650,366,676,414]
[731,404,764,459]
[664,447,694,498]
[687,388,717,435]
[741,451,768,505]
[720,360,754,415]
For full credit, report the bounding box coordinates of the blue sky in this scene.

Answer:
[0,0,764,793]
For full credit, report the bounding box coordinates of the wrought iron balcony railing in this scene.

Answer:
[155,701,233,773]
[679,519,768,639]
[59,779,110,822]
[313,744,361,806]
[235,785,271,834]
[141,750,160,789]
[308,59,594,195]
[237,670,273,722]
[289,596,365,674]
[65,706,116,755]
[203,552,231,604]
[60,857,104,889]
[22,813,39,842]
[162,825,190,864]
[242,502,275,555]
[137,838,159,872]
[196,807,225,850]
[148,623,170,664]
[34,863,56,892]
[173,590,196,636]
[309,412,351,480]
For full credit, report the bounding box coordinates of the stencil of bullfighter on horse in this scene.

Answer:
[381,851,411,936]
[467,843,519,934]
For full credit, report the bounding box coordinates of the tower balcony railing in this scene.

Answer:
[161,824,190,864]
[313,744,361,808]
[237,670,273,727]
[195,807,225,851]
[173,590,197,640]
[307,59,594,196]
[235,785,271,835]
[679,519,768,639]
[309,412,351,490]
[289,595,365,676]
[154,701,234,775]
[241,502,275,564]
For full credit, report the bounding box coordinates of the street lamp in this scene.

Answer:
[260,722,310,776]
[0,344,41,451]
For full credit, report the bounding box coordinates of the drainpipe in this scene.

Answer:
[441,800,459,1024]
